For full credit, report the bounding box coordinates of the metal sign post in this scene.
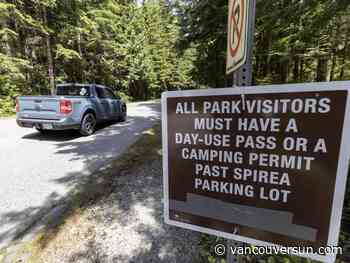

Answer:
[232,0,256,87]
[228,0,256,261]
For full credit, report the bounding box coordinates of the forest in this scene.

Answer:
[0,0,350,115]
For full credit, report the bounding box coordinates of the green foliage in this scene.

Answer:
[1,0,350,108]
[0,96,15,116]
[177,0,350,86]
[0,52,32,115]
[55,44,82,61]
[253,0,350,83]
[199,234,226,262]
[117,91,133,103]
[177,0,228,88]
[0,0,197,115]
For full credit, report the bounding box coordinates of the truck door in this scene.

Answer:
[95,86,111,120]
[105,88,120,120]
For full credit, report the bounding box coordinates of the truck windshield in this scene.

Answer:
[56,85,90,97]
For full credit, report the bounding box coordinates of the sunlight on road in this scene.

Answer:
[0,101,160,248]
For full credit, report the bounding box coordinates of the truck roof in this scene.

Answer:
[56,83,110,89]
[56,83,93,87]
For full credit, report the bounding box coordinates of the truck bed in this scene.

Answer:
[18,96,61,120]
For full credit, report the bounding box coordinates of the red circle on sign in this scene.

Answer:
[229,0,245,57]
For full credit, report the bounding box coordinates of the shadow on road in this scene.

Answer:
[21,120,135,142]
[0,101,161,253]
[61,160,200,263]
[22,130,81,142]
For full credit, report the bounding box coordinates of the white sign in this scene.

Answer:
[226,0,250,74]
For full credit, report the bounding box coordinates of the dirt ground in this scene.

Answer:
[0,124,202,263]
[34,160,201,263]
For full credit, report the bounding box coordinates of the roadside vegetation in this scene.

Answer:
[0,0,197,116]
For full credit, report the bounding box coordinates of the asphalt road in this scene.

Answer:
[0,100,160,248]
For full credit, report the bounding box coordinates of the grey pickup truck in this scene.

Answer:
[16,84,127,136]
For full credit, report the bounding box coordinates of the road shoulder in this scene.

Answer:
[0,123,201,263]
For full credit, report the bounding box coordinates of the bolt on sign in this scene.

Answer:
[162,82,350,263]
[226,0,250,74]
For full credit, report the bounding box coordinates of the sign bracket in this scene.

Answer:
[226,227,244,263]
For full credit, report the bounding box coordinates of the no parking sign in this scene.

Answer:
[226,0,250,74]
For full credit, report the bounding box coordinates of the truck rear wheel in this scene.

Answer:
[119,104,127,122]
[80,113,96,136]
[35,127,48,134]
[119,112,127,122]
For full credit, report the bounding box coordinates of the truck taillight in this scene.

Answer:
[15,97,19,112]
[60,99,72,114]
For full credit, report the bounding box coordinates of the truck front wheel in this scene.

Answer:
[80,113,96,136]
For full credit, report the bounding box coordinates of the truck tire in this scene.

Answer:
[119,112,127,122]
[119,104,127,122]
[35,127,48,134]
[80,113,96,136]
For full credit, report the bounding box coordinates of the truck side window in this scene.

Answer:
[56,85,91,97]
[96,87,105,98]
[106,89,116,99]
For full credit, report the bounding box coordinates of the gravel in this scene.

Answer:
[36,160,201,263]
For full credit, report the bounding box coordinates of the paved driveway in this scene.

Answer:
[0,100,160,248]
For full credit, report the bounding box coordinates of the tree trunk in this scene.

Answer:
[299,57,304,82]
[262,31,272,78]
[280,59,289,83]
[340,37,348,80]
[329,50,337,81]
[293,55,299,82]
[316,57,328,82]
[42,6,55,95]
[339,23,350,80]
